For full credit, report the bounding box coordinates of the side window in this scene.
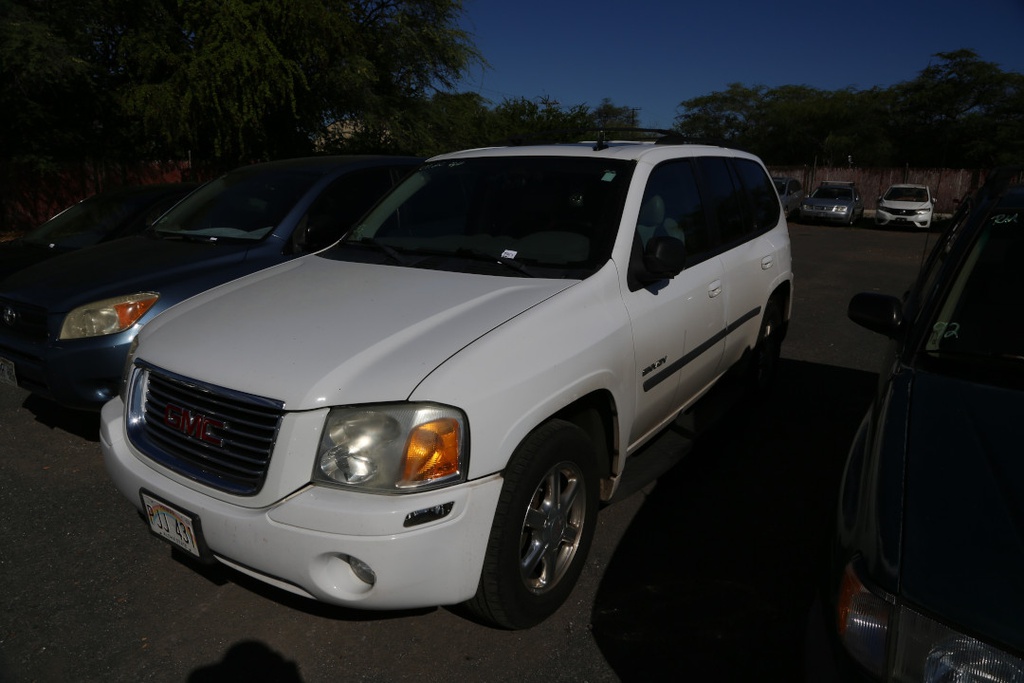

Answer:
[636,160,712,260]
[296,167,396,252]
[733,158,781,232]
[696,157,747,244]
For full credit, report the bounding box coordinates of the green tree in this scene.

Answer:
[592,98,640,129]
[1,0,479,169]
[487,97,595,142]
[673,83,767,142]
[0,0,103,167]
[891,49,1024,166]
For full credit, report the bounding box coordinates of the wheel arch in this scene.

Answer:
[549,390,620,502]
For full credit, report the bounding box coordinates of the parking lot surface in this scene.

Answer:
[0,221,936,682]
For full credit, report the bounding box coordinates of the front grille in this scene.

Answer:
[129,364,285,495]
[0,297,49,342]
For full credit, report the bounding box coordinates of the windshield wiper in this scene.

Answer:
[921,348,1024,364]
[349,238,409,265]
[454,248,537,277]
[151,230,219,243]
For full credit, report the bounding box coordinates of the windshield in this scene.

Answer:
[152,169,317,241]
[924,207,1024,365]
[812,186,853,201]
[23,191,155,249]
[884,186,929,202]
[329,156,634,278]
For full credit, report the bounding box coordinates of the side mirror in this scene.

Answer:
[640,236,686,282]
[848,292,903,338]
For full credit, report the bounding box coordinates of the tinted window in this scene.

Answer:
[637,160,712,260]
[925,208,1024,364]
[297,168,396,252]
[697,157,747,243]
[338,157,634,277]
[733,158,781,232]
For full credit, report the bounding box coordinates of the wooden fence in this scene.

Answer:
[1,160,200,238]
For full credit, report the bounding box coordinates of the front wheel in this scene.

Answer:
[466,419,598,629]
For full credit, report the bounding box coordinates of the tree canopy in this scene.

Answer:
[1,1,1020,179]
[1,0,480,170]
[673,50,1024,167]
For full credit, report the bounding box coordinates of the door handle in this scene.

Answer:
[761,255,774,270]
[708,280,722,298]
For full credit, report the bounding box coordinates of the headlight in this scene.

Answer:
[893,608,1024,683]
[838,561,1024,682]
[833,205,849,213]
[837,562,891,678]
[314,403,467,493]
[916,209,931,216]
[60,292,159,340]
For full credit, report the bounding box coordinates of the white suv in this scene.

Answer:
[101,135,793,629]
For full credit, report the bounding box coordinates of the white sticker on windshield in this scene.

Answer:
[601,171,617,182]
[501,249,518,259]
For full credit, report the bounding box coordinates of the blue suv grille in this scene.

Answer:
[0,297,48,342]
[128,364,284,496]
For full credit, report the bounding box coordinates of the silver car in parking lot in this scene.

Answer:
[773,176,804,218]
[800,181,864,225]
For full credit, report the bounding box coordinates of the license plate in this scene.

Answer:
[141,491,204,558]
[0,357,15,387]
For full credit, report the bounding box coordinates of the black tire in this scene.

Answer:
[751,297,784,394]
[466,419,598,629]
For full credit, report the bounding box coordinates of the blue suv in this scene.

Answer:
[0,155,420,410]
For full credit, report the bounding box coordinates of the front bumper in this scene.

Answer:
[800,206,853,223]
[0,328,132,410]
[100,397,503,609]
[875,208,931,228]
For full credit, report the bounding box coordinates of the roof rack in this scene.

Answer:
[500,128,729,151]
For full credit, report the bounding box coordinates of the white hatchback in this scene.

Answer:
[876,183,934,229]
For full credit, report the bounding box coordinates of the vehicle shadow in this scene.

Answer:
[590,358,876,682]
[22,394,102,442]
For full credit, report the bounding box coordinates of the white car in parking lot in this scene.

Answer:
[101,133,793,629]
[875,183,934,229]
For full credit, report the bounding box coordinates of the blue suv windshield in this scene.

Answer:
[925,207,1024,365]
[152,170,318,241]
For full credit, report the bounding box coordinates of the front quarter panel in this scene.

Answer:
[835,368,912,596]
[410,264,634,481]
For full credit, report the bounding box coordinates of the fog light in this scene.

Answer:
[345,555,376,586]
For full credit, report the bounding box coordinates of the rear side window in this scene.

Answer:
[697,157,780,244]
[733,158,781,232]
[696,157,748,244]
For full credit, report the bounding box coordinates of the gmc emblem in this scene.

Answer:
[164,403,226,446]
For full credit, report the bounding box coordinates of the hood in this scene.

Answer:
[0,241,65,281]
[0,234,255,311]
[879,199,931,211]
[806,197,854,207]
[137,256,577,409]
[900,370,1024,651]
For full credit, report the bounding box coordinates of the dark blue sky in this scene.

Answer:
[456,0,1024,127]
